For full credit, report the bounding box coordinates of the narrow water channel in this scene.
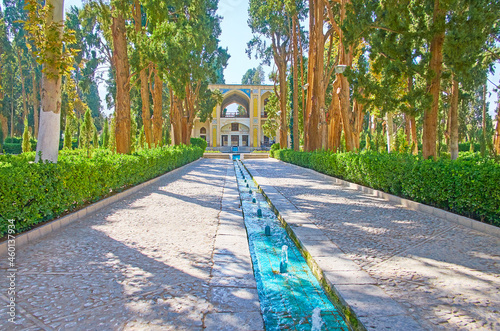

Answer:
[234,160,349,330]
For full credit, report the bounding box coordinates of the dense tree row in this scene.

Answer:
[1,0,499,162]
[0,0,227,162]
[248,0,500,160]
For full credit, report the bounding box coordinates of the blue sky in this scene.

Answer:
[65,0,498,118]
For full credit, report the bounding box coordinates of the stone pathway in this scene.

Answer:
[0,159,263,330]
[244,158,500,331]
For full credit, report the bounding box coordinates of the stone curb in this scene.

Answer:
[205,161,264,330]
[241,153,269,159]
[243,161,424,331]
[277,159,500,239]
[0,159,203,256]
[203,153,231,159]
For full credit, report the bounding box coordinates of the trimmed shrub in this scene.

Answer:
[269,143,280,157]
[273,149,500,227]
[0,145,203,236]
[190,137,208,152]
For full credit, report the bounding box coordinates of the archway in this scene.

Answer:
[261,91,272,118]
[221,91,250,118]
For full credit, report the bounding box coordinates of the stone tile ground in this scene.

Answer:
[244,159,500,331]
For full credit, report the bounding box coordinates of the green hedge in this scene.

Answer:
[0,145,203,236]
[1,138,79,155]
[272,149,500,227]
[190,137,208,152]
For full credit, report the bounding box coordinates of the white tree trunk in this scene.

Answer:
[36,111,60,161]
[35,0,64,163]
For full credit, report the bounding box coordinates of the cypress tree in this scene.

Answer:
[80,108,96,157]
[101,119,110,149]
[109,115,116,153]
[63,115,74,150]
[22,117,31,153]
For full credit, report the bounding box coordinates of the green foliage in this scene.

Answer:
[269,143,280,157]
[101,119,110,149]
[0,124,4,149]
[22,117,31,153]
[63,113,77,150]
[23,0,78,78]
[262,93,280,139]
[109,115,116,153]
[0,145,203,236]
[272,149,500,227]
[242,66,265,85]
[138,126,146,151]
[459,142,481,152]
[190,137,208,152]
[79,108,95,156]
[93,129,98,148]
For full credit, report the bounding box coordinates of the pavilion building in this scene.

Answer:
[191,84,277,152]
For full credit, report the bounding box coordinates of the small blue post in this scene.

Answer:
[249,189,252,194]
[252,198,256,203]
[265,225,271,236]
[257,209,262,217]
[280,261,287,273]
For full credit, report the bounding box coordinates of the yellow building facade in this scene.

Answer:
[192,84,276,151]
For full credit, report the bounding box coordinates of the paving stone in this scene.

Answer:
[204,311,264,330]
[323,269,376,285]
[208,287,261,313]
[335,284,408,317]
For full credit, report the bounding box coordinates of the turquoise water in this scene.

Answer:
[234,160,349,331]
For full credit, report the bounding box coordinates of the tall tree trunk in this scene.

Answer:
[338,73,355,151]
[16,49,29,122]
[32,70,39,139]
[336,0,357,151]
[481,83,487,157]
[152,66,163,145]
[494,94,500,155]
[405,75,418,154]
[304,0,323,151]
[169,91,182,145]
[0,114,7,141]
[111,10,131,154]
[10,83,14,137]
[410,115,418,154]
[422,0,445,160]
[449,78,459,160]
[181,114,189,145]
[278,60,288,148]
[133,1,153,147]
[35,0,64,163]
[386,112,394,152]
[354,96,364,149]
[404,114,411,145]
[328,79,342,151]
[292,14,299,151]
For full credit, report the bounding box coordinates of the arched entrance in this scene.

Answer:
[221,91,250,118]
